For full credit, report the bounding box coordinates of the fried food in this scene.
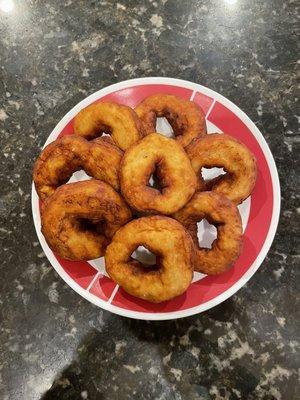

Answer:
[173,191,242,275]
[33,135,123,200]
[186,134,257,204]
[105,216,193,303]
[41,180,132,260]
[73,102,144,151]
[120,133,197,214]
[135,94,207,147]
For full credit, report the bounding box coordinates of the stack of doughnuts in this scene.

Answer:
[33,94,257,303]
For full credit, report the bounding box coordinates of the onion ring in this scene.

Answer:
[120,133,197,214]
[41,180,132,261]
[173,191,242,275]
[135,94,207,147]
[105,216,193,303]
[186,134,257,204]
[33,135,123,200]
[73,102,144,151]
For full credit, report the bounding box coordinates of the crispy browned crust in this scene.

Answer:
[41,180,132,261]
[173,191,243,275]
[186,134,257,204]
[135,93,207,147]
[73,102,144,151]
[33,135,123,200]
[105,215,193,303]
[120,133,197,214]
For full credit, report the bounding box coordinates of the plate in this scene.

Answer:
[31,77,280,320]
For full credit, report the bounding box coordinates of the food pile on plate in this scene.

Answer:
[33,94,257,303]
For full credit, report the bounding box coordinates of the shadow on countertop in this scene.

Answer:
[40,299,264,400]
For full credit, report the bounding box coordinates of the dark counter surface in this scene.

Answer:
[0,1,299,399]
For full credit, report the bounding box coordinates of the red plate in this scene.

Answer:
[32,78,280,320]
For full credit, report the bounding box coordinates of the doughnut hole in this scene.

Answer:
[77,218,106,235]
[147,168,164,193]
[197,219,218,249]
[156,117,174,138]
[201,166,226,182]
[131,245,159,271]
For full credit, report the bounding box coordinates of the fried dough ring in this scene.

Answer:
[105,216,193,303]
[41,180,132,260]
[73,102,144,151]
[135,94,207,147]
[173,192,242,275]
[33,135,123,200]
[120,133,197,214]
[186,134,257,204]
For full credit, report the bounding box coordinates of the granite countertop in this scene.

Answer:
[0,1,299,399]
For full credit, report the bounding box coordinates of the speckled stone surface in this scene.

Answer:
[0,1,299,399]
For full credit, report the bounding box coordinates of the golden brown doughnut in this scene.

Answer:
[41,180,132,260]
[173,191,242,275]
[135,94,207,147]
[105,216,193,303]
[186,134,257,204]
[33,135,123,200]
[73,102,144,151]
[120,133,197,214]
